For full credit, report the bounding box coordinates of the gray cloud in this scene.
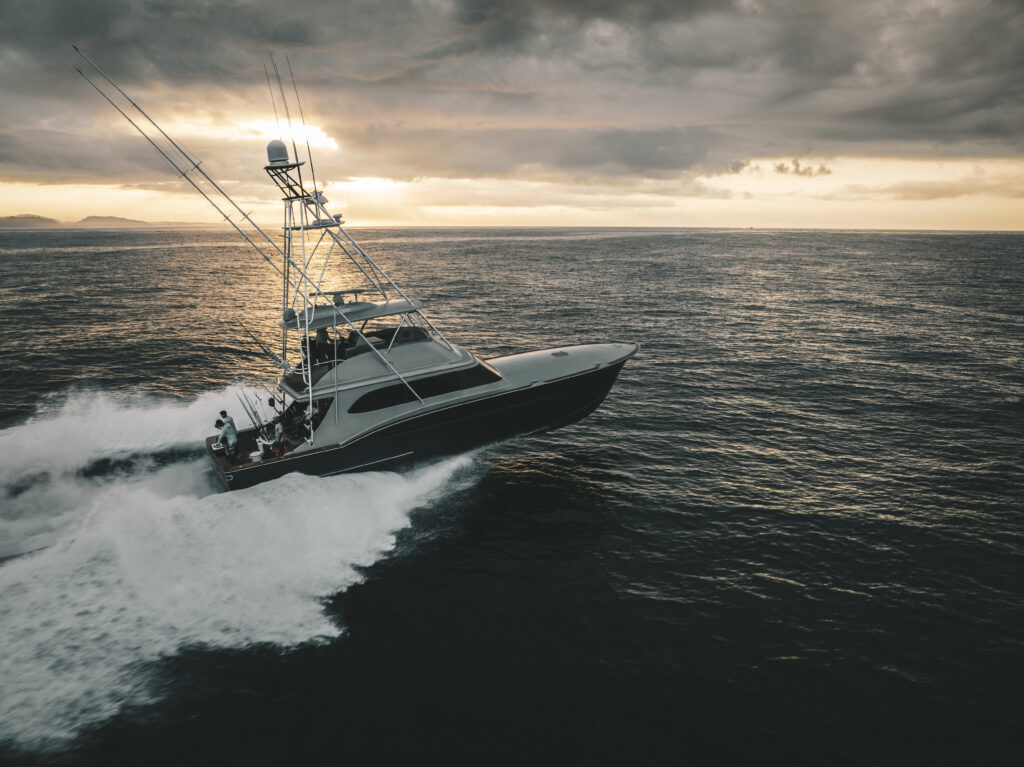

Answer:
[253,124,719,187]
[827,174,1024,202]
[0,0,1022,190]
[774,159,831,177]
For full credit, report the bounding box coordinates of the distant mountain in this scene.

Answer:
[72,215,150,228]
[0,214,213,229]
[0,214,61,228]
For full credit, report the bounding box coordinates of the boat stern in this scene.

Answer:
[205,435,233,488]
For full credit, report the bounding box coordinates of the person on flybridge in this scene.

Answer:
[316,327,331,361]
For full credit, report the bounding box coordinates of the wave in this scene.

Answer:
[0,387,273,558]
[0,390,475,749]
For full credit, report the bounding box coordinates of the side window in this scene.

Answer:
[349,364,502,413]
[348,385,418,413]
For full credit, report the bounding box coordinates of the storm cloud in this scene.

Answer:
[1,0,1022,192]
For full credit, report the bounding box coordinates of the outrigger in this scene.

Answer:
[77,49,637,490]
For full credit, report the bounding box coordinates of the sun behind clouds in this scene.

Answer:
[1,1,1022,229]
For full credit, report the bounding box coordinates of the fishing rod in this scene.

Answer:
[75,47,429,410]
[240,322,292,372]
[236,391,272,442]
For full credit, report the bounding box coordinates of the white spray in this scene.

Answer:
[0,390,474,749]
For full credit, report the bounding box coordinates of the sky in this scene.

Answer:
[0,0,1022,229]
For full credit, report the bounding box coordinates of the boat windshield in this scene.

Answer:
[282,321,432,391]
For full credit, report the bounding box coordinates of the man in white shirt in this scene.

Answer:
[215,418,238,458]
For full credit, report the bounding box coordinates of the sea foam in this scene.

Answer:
[0,390,471,748]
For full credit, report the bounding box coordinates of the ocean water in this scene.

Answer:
[0,227,1022,765]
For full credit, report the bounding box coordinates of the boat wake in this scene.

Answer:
[0,389,475,750]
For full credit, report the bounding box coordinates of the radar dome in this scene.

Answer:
[266,140,289,165]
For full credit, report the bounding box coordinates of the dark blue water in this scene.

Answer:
[0,228,1022,765]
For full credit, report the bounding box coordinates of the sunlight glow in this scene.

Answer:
[234,119,339,150]
[164,118,339,150]
[2,158,1022,230]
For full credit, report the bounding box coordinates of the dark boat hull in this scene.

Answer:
[208,357,629,490]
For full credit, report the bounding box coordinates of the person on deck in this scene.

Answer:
[219,410,235,431]
[273,417,287,456]
[216,417,238,458]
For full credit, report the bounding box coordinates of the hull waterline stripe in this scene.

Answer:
[320,451,415,477]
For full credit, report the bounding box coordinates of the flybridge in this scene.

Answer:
[74,47,452,425]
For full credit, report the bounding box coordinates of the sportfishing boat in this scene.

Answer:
[77,50,636,490]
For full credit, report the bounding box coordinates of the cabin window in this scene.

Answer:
[283,324,434,392]
[344,325,430,357]
[348,364,502,413]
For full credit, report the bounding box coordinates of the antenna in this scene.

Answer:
[264,63,282,140]
[286,53,319,195]
[269,53,302,185]
[71,46,333,316]
[75,46,445,404]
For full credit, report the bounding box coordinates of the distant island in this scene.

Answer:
[0,214,208,229]
[0,214,62,228]
[73,215,152,227]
